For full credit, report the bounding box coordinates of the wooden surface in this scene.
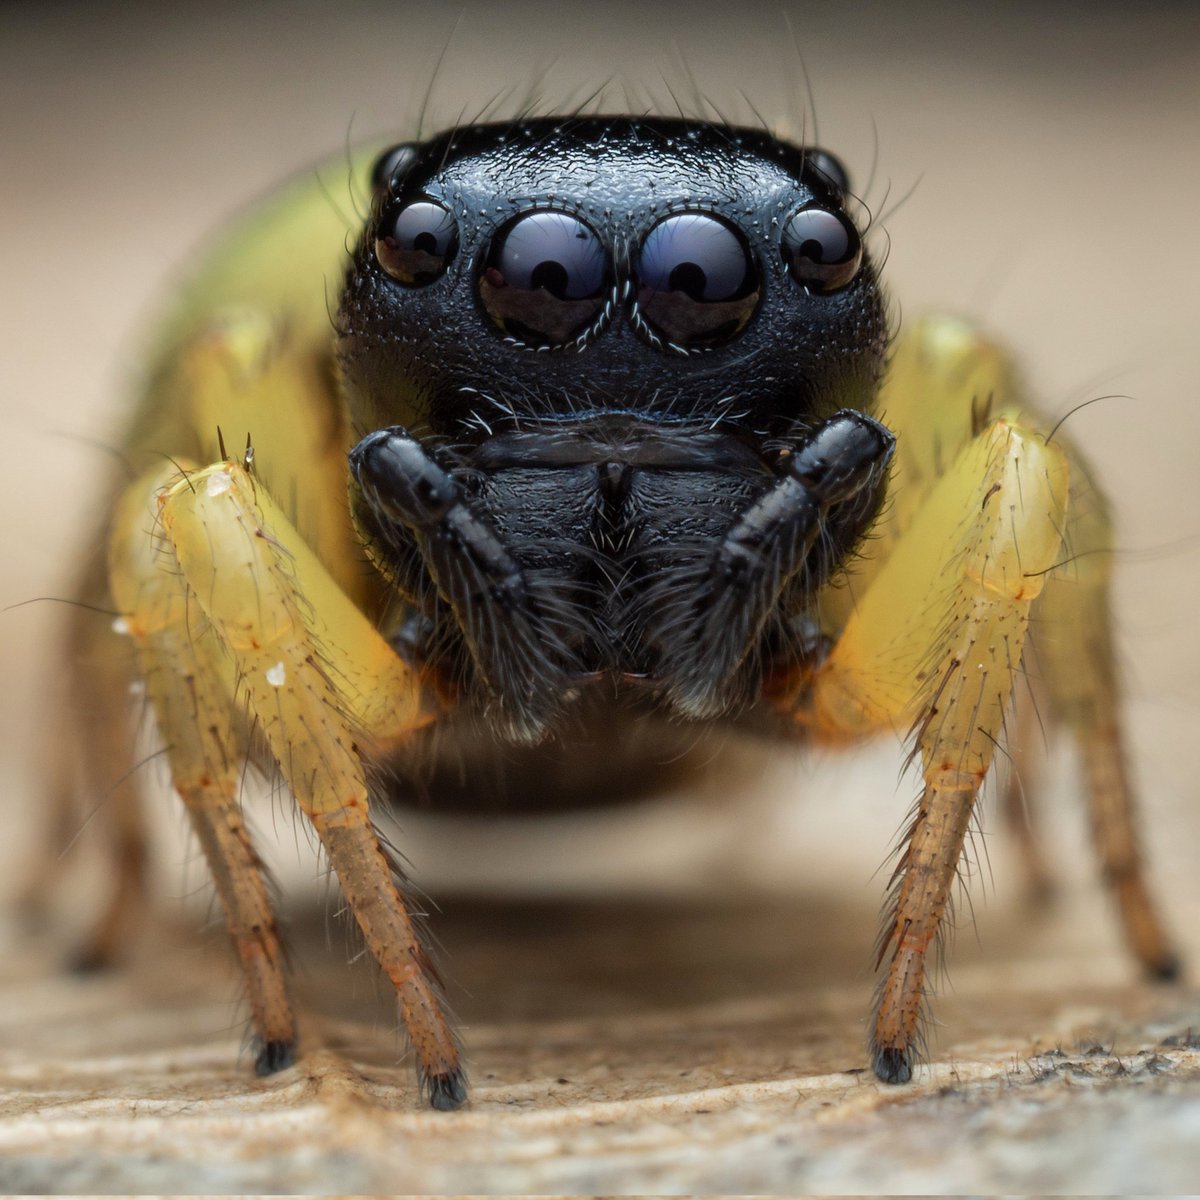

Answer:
[1,862,1198,1192]
[2,1,1199,1193]
[3,728,1200,1192]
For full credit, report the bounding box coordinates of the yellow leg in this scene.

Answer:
[997,670,1057,902]
[816,313,1024,638]
[809,416,1070,1081]
[141,457,460,1107]
[47,577,149,973]
[14,505,149,964]
[48,302,368,973]
[1035,461,1178,978]
[109,464,297,1069]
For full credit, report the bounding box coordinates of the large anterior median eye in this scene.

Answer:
[478,211,611,348]
[781,206,862,293]
[634,213,760,351]
[375,198,459,286]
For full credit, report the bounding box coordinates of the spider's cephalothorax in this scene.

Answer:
[339,118,893,741]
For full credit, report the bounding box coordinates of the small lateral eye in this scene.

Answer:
[634,213,760,351]
[781,206,862,294]
[370,142,419,194]
[375,198,459,286]
[805,149,851,196]
[478,210,612,347]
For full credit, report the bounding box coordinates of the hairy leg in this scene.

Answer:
[151,456,460,1106]
[110,463,296,1069]
[1034,459,1177,977]
[807,415,1070,1081]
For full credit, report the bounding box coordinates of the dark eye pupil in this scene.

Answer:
[479,211,611,347]
[634,213,760,351]
[375,198,459,286]
[781,207,862,293]
[530,258,569,296]
[668,261,706,299]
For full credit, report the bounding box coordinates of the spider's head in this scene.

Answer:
[339,117,891,740]
[338,116,887,443]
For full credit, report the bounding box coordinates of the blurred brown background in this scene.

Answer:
[1,0,1198,1191]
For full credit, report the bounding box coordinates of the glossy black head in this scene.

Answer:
[338,116,887,441]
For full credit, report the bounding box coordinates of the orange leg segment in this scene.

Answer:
[808,416,1070,1081]
[137,456,458,1107]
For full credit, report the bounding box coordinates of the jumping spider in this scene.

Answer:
[62,116,1177,1109]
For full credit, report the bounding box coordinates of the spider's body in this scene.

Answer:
[69,116,1175,1109]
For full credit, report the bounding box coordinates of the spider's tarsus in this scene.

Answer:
[871,1044,914,1084]
[66,946,114,976]
[426,1068,469,1110]
[254,1039,296,1076]
[1149,954,1182,985]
